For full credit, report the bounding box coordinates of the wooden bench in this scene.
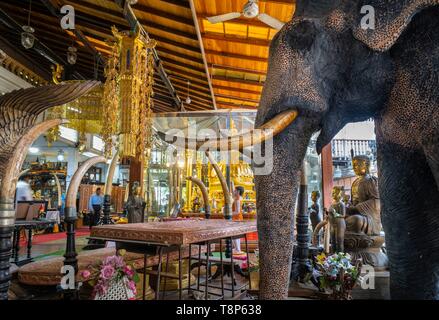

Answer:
[18,246,205,286]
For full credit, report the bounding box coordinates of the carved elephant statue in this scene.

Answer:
[254,0,439,300]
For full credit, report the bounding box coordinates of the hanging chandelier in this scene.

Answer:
[102,27,156,160]
[46,81,104,148]
[21,0,35,49]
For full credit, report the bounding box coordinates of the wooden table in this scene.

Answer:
[90,219,257,300]
[12,220,53,266]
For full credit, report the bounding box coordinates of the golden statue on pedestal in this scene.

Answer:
[313,156,388,269]
[346,156,381,236]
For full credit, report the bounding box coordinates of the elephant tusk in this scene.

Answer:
[158,109,298,151]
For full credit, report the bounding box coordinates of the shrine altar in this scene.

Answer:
[90,219,256,245]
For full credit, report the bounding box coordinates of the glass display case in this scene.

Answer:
[145,110,323,218]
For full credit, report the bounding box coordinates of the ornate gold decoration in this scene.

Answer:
[46,64,65,146]
[102,37,119,158]
[51,64,63,84]
[46,82,104,149]
[106,27,156,159]
[65,84,104,137]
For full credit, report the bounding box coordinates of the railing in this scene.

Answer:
[332,139,377,164]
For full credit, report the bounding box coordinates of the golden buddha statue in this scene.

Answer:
[343,155,387,269]
[346,155,381,236]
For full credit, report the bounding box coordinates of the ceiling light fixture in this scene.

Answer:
[21,0,35,49]
[57,149,65,162]
[67,46,77,65]
[29,147,39,154]
[185,80,191,105]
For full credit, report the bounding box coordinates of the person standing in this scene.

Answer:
[16,177,33,202]
[232,186,244,253]
[88,187,103,229]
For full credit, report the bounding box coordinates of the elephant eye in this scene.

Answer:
[286,21,318,51]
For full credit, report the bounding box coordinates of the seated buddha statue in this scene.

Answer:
[343,155,387,269]
[345,155,381,236]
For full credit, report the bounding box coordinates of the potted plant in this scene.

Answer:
[81,249,140,300]
[314,252,362,300]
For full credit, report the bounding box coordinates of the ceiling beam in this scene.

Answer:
[159,0,190,8]
[202,32,271,47]
[211,64,266,76]
[212,75,264,87]
[0,35,51,81]
[213,85,261,96]
[259,0,296,4]
[188,0,216,109]
[215,94,260,104]
[216,101,258,110]
[164,65,209,84]
[139,19,197,41]
[157,47,204,65]
[131,3,193,26]
[204,49,268,63]
[161,56,205,74]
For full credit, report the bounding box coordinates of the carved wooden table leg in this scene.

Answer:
[13,227,19,264]
[292,168,312,282]
[0,201,15,300]
[63,207,78,300]
[26,227,32,260]
[101,194,112,225]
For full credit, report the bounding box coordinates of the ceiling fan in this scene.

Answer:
[206,0,285,30]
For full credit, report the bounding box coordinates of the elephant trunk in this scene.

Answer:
[255,121,314,299]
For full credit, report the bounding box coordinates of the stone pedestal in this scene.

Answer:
[344,232,388,271]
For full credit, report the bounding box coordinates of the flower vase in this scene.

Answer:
[94,276,136,300]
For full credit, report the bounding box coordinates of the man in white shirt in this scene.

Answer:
[16,178,33,202]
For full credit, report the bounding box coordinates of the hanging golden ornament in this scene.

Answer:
[110,27,156,159]
[65,84,103,136]
[102,37,119,158]
[46,104,64,147]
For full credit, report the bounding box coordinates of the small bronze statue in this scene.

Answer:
[192,195,201,213]
[309,191,322,231]
[125,183,146,223]
[327,186,346,253]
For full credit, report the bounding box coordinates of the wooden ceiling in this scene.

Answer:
[0,0,296,112]
[194,0,296,110]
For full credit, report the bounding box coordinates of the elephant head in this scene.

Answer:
[255,0,439,299]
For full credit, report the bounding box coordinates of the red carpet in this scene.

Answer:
[19,227,90,246]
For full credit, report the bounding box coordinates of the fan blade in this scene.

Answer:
[207,12,242,24]
[257,13,285,30]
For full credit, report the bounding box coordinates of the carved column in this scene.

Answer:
[0,201,14,300]
[294,166,311,281]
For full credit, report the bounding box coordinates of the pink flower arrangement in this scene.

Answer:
[82,250,139,300]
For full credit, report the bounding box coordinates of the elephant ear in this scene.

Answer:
[352,0,439,52]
